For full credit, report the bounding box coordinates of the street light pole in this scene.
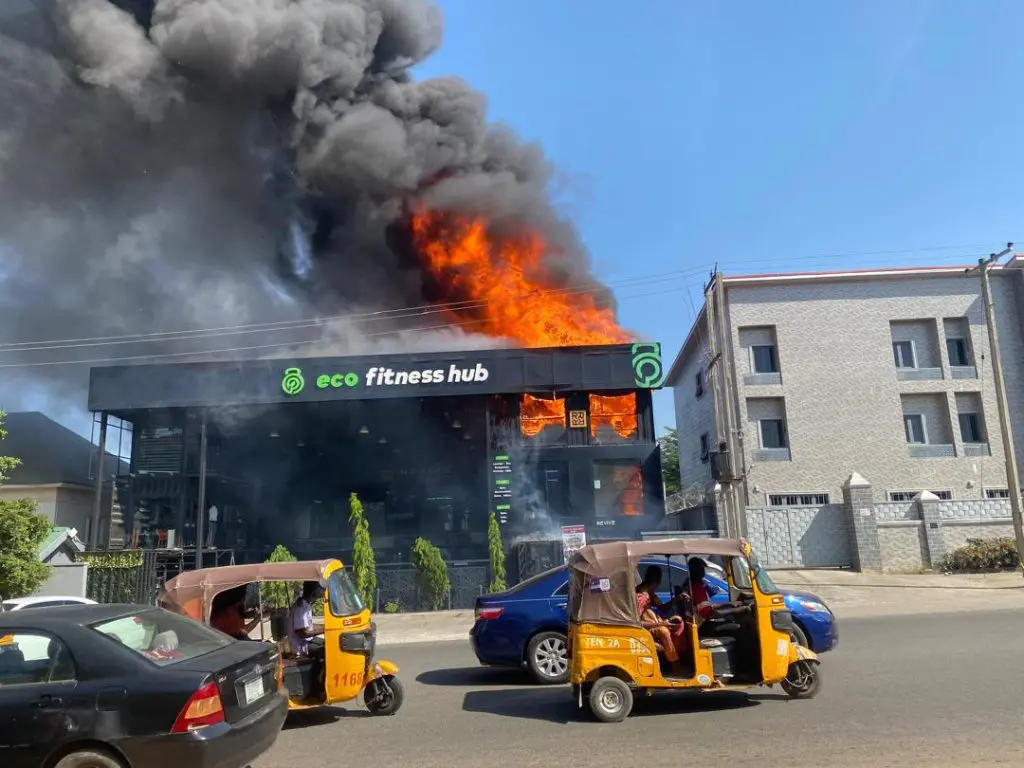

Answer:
[967,243,1024,576]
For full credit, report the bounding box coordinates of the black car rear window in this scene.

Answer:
[91,608,233,667]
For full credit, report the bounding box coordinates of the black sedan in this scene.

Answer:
[0,603,288,768]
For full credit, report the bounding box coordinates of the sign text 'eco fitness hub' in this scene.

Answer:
[281,362,491,396]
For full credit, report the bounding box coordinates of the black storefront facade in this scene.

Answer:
[87,342,667,570]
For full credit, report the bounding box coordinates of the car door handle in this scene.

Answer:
[556,603,567,610]
[33,694,64,708]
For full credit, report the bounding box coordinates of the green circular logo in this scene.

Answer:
[282,367,305,396]
[631,343,664,388]
[344,372,359,387]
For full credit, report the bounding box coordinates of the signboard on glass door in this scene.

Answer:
[561,524,587,563]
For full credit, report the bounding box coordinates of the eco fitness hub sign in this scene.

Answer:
[281,363,490,397]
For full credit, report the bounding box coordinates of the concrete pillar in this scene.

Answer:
[914,491,945,568]
[842,472,882,572]
[712,483,728,536]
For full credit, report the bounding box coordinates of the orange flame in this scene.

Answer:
[519,394,566,437]
[589,393,638,439]
[621,466,644,516]
[410,210,631,347]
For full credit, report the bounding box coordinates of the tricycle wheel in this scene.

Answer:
[587,677,633,723]
[365,675,404,716]
[781,660,821,699]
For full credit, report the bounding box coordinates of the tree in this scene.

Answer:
[486,512,507,593]
[263,544,298,610]
[0,411,51,599]
[410,537,449,611]
[348,492,376,609]
[658,427,681,497]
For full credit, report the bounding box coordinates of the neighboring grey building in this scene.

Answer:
[667,258,1024,512]
[1,412,129,548]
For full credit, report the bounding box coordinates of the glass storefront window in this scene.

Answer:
[589,393,638,443]
[519,394,567,443]
[594,462,645,518]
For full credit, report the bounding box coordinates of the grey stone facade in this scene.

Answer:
[667,261,1024,509]
[741,473,1014,572]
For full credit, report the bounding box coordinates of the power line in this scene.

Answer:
[0,242,996,352]
[0,268,706,353]
[0,285,687,370]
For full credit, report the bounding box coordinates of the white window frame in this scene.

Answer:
[892,339,917,369]
[903,413,928,444]
[750,344,778,374]
[958,411,984,443]
[946,337,970,367]
[887,490,953,502]
[766,492,831,507]
[759,418,788,449]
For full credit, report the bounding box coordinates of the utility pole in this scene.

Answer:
[967,243,1024,576]
[703,271,733,536]
[714,272,747,538]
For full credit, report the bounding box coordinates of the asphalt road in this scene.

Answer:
[254,610,1024,768]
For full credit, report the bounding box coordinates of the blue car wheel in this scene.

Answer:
[790,623,810,649]
[526,631,570,685]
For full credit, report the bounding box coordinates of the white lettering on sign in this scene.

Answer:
[365,363,489,387]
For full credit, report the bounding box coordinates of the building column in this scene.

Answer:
[842,472,881,572]
[90,412,108,550]
[915,491,945,568]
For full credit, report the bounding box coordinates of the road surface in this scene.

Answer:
[254,609,1024,768]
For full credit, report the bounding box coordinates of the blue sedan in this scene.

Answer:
[470,559,838,684]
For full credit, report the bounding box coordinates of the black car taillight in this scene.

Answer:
[171,681,224,733]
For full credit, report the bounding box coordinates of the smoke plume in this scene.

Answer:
[0,0,620,417]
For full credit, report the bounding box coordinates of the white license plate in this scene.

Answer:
[243,676,265,706]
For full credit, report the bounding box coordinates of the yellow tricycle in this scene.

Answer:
[160,558,403,717]
[567,537,821,722]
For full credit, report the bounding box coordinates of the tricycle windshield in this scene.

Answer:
[748,552,780,595]
[327,568,365,617]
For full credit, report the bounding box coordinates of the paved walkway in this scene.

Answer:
[373,569,1024,645]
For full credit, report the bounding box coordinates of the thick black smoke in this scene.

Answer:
[0,0,615,415]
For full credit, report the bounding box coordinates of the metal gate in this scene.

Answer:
[746,505,851,568]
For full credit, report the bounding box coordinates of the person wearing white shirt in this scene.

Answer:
[287,581,324,657]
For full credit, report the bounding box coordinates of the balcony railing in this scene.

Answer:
[964,442,991,457]
[752,447,792,462]
[951,365,978,380]
[897,367,943,381]
[908,443,956,458]
[744,372,782,386]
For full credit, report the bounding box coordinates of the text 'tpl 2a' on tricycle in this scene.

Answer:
[159,558,403,717]
[566,537,822,723]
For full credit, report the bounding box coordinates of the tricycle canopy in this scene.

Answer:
[158,559,338,622]
[566,538,749,627]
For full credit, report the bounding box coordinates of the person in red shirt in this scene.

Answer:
[210,586,259,640]
[687,558,716,625]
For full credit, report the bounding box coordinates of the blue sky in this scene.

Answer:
[415,0,1024,431]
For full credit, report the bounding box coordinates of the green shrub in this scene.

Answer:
[263,544,299,610]
[487,512,507,593]
[348,492,376,609]
[383,599,401,614]
[942,537,1020,573]
[411,537,449,611]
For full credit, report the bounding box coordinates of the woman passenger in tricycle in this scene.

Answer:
[635,565,688,676]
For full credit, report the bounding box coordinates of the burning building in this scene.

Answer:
[87,342,666,566]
